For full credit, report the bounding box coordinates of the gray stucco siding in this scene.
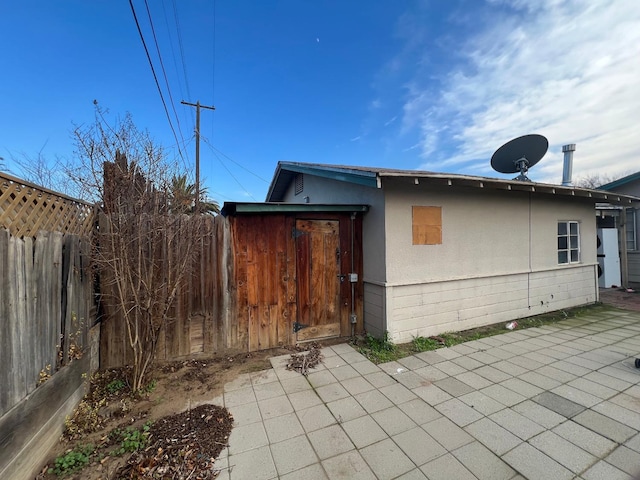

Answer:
[363,282,385,337]
[282,173,387,284]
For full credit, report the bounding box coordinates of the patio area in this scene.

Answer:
[210,307,640,479]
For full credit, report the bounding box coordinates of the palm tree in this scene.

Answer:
[170,174,219,214]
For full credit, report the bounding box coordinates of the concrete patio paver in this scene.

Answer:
[215,307,640,479]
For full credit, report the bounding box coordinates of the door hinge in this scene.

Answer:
[293,321,309,333]
[292,227,305,239]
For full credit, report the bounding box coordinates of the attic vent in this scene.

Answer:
[295,174,304,195]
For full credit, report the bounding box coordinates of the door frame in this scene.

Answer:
[291,212,364,341]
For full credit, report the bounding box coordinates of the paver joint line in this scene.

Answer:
[223,308,640,479]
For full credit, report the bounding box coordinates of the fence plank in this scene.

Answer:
[22,236,36,396]
[0,230,11,414]
[9,235,27,404]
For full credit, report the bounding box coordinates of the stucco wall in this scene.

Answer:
[380,177,598,341]
[282,173,385,282]
[363,282,385,337]
[382,178,597,284]
[279,172,600,339]
[282,174,388,332]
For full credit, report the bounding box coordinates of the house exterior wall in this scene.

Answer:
[279,171,600,342]
[629,252,640,284]
[603,178,640,287]
[282,174,387,334]
[387,266,597,343]
[381,178,598,342]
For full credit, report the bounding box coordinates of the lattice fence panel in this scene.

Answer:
[0,172,94,238]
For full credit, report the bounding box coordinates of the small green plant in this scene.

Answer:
[106,378,126,394]
[138,379,157,395]
[111,421,152,456]
[49,444,94,476]
[411,336,441,352]
[358,331,400,363]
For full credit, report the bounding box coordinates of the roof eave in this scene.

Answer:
[266,161,379,202]
[598,171,640,191]
[221,202,370,216]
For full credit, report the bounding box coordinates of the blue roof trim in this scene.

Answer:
[281,163,378,187]
[598,171,640,191]
[266,162,378,201]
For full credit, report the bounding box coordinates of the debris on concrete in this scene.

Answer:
[286,344,324,375]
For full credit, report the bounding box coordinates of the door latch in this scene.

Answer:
[337,274,346,283]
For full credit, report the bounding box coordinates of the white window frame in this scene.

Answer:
[558,221,580,264]
[626,208,637,251]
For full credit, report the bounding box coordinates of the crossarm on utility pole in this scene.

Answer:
[181,100,216,212]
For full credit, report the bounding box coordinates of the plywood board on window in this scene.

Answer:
[412,206,442,245]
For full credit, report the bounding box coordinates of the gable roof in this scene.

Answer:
[598,171,640,191]
[267,161,640,206]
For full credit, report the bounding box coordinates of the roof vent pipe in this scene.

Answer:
[562,144,576,186]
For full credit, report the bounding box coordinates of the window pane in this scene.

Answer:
[558,251,568,264]
[558,237,568,249]
[570,236,578,249]
[570,250,579,262]
[627,209,637,251]
[558,223,567,235]
[569,222,578,234]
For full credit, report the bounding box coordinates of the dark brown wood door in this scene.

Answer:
[295,219,341,341]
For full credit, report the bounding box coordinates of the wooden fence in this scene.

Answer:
[0,229,93,417]
[0,172,95,480]
[99,210,365,369]
[100,214,231,367]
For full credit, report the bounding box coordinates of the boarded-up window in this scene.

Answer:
[412,206,442,245]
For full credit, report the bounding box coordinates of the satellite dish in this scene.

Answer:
[490,134,548,181]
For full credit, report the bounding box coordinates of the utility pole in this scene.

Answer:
[181,100,215,212]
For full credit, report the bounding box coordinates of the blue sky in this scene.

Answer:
[1,0,639,202]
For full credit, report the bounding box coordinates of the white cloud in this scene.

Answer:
[404,0,640,183]
[384,115,398,127]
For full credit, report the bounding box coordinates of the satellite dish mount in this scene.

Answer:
[513,156,531,181]
[490,134,548,182]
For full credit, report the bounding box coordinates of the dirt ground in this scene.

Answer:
[35,344,314,480]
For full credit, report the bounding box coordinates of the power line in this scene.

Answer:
[160,0,194,128]
[202,137,257,201]
[128,0,186,164]
[211,0,217,141]
[201,138,269,183]
[142,0,188,161]
[171,0,192,102]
